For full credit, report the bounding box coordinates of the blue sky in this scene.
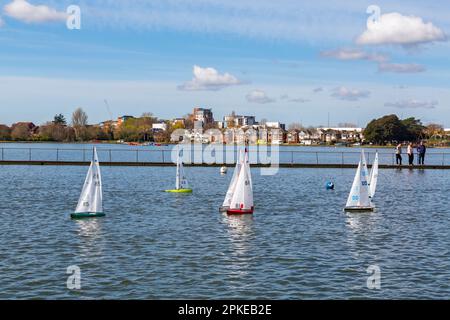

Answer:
[0,0,449,126]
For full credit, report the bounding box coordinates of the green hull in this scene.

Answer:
[71,212,106,219]
[344,207,374,212]
[165,189,193,193]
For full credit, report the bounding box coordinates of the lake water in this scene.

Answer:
[0,161,449,299]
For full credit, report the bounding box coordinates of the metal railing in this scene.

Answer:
[0,147,449,166]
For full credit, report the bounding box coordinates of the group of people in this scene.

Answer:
[395,141,427,166]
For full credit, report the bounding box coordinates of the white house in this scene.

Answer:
[152,123,167,131]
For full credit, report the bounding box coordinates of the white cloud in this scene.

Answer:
[321,47,427,74]
[178,65,241,91]
[378,62,426,73]
[385,99,438,109]
[356,12,446,46]
[331,87,370,101]
[246,90,275,104]
[3,0,67,24]
[320,48,387,62]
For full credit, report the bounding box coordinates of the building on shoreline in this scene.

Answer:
[191,108,214,128]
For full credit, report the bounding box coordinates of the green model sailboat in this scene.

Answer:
[165,147,192,193]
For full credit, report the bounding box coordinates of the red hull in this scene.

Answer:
[226,208,254,215]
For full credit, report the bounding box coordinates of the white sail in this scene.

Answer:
[345,153,371,208]
[175,153,189,190]
[361,150,370,181]
[222,149,244,207]
[369,152,379,199]
[229,150,253,211]
[244,147,253,190]
[75,148,103,214]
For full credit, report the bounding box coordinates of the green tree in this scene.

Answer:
[401,117,425,141]
[364,114,407,144]
[114,116,155,142]
[87,125,112,141]
[53,114,67,126]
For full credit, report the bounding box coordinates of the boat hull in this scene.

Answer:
[344,206,374,212]
[219,206,229,212]
[71,212,106,219]
[226,208,254,215]
[165,189,193,193]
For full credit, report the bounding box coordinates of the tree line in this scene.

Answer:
[363,114,446,145]
[0,108,186,143]
[0,111,447,145]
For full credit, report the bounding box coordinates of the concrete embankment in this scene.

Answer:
[1,160,449,169]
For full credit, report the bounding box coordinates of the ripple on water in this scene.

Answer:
[0,166,449,299]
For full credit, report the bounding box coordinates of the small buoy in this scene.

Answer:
[220,166,228,174]
[326,181,334,190]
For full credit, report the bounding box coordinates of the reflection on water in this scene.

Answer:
[345,211,383,261]
[222,214,255,280]
[223,214,254,240]
[345,212,380,233]
[223,214,254,255]
[75,219,105,260]
[76,219,102,239]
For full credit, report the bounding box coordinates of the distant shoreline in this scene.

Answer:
[0,140,447,149]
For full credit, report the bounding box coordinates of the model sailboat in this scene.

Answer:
[226,148,254,215]
[368,152,379,201]
[219,149,244,212]
[344,150,374,212]
[71,147,105,219]
[165,149,192,193]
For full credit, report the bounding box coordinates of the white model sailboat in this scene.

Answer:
[368,152,379,201]
[165,149,192,193]
[226,148,254,215]
[71,147,104,219]
[344,150,374,212]
[220,149,244,212]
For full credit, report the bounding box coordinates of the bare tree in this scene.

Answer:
[11,123,32,141]
[72,108,89,141]
[72,108,88,127]
[141,112,155,119]
[424,123,444,138]
[288,122,304,131]
[39,122,74,142]
[0,125,11,140]
[337,122,357,128]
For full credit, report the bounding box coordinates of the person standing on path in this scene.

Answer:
[417,141,426,165]
[407,142,414,166]
[396,143,403,166]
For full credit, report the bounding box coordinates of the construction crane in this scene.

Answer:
[104,99,113,121]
